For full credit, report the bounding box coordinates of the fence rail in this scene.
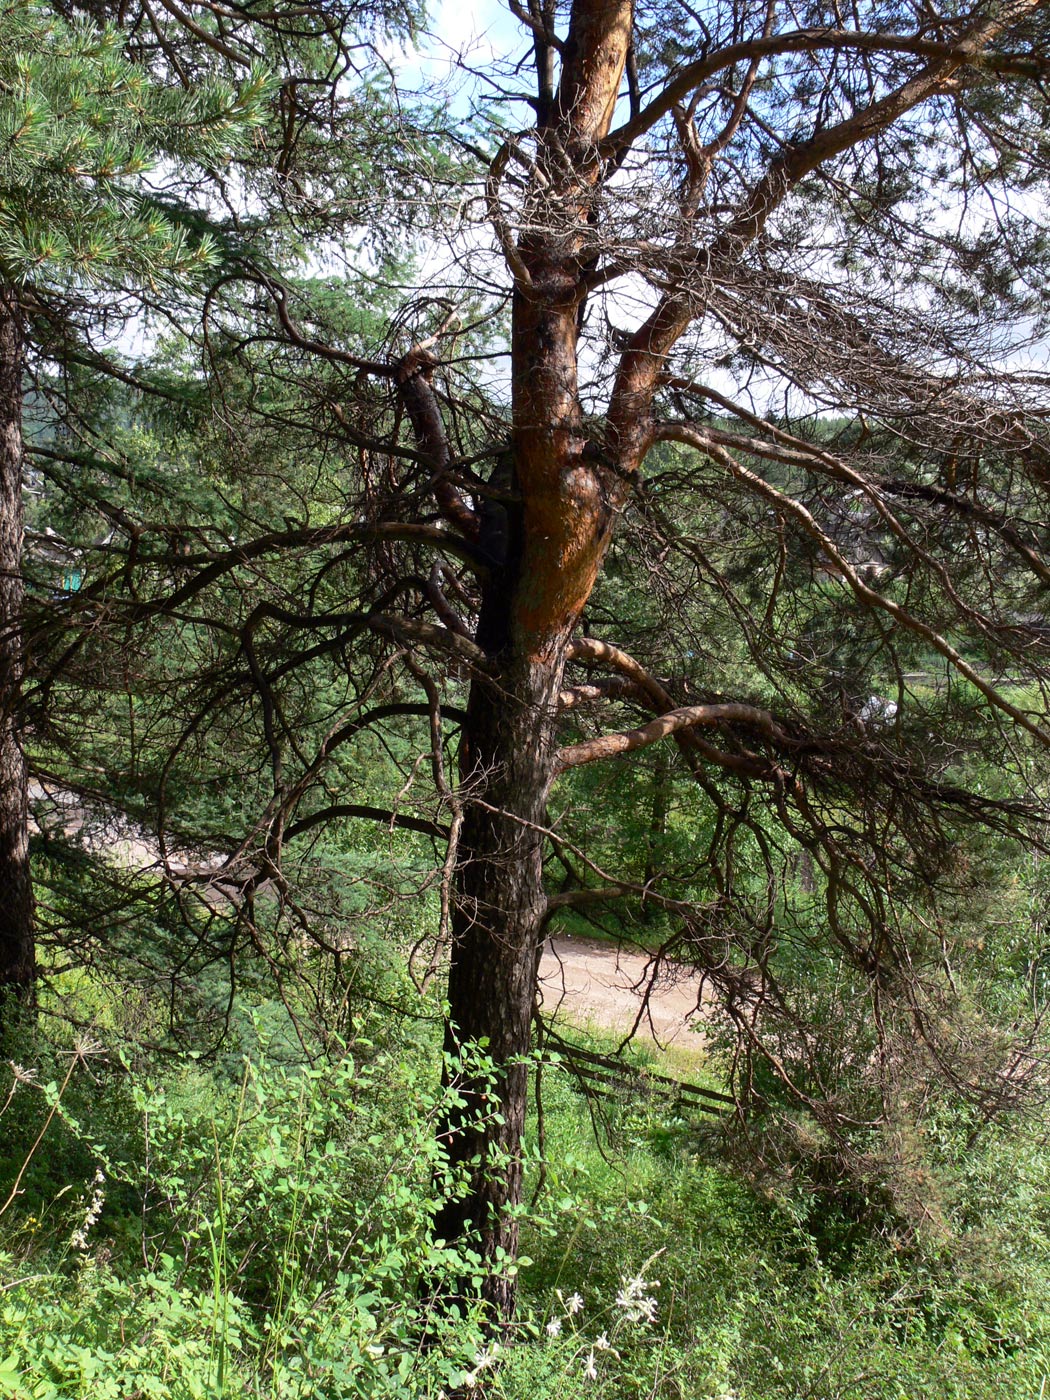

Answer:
[543,1040,734,1118]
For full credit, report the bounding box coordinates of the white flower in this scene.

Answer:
[545,1316,562,1337]
[594,1333,611,1352]
[566,1292,584,1315]
[617,1272,660,1302]
[464,1342,501,1385]
[583,1351,598,1381]
[615,1271,659,1324]
[471,1343,500,1371]
[70,1169,106,1252]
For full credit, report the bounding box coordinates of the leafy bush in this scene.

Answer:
[0,1035,495,1398]
[2,1020,1050,1399]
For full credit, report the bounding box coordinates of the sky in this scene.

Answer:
[386,0,522,107]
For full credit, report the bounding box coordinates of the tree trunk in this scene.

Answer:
[434,308,626,1327]
[0,287,34,1008]
[433,0,637,1323]
[643,747,671,897]
[434,271,611,1321]
[435,651,563,1322]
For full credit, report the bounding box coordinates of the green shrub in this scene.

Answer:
[0,1038,498,1398]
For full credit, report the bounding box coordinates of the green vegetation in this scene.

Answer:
[3,985,1050,1398]
[4,0,1050,1388]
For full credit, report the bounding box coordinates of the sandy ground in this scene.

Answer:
[32,784,706,1044]
[29,784,230,878]
[538,933,708,1048]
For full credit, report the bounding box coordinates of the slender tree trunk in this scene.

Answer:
[643,747,671,897]
[0,287,34,1007]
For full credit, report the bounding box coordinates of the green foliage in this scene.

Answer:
[503,1052,1050,1399]
[1,1011,1050,1399]
[0,0,271,286]
[0,1032,497,1398]
[7,0,1050,1391]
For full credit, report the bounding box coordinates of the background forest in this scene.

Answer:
[3,0,1050,1393]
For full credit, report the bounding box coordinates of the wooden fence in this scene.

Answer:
[543,1040,735,1118]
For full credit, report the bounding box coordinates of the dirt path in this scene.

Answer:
[538,934,708,1047]
[32,783,706,1043]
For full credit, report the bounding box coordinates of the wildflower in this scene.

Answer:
[565,1291,584,1315]
[71,1035,104,1067]
[545,1316,562,1337]
[583,1351,598,1380]
[471,1343,500,1372]
[70,1169,105,1252]
[594,1333,611,1352]
[615,1270,660,1324]
[464,1342,501,1387]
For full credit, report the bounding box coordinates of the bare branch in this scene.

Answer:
[556,700,791,772]
[656,421,1050,748]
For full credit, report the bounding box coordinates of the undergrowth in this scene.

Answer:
[0,1004,1048,1398]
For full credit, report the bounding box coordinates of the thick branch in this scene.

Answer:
[567,636,676,711]
[366,613,489,670]
[154,0,255,65]
[555,0,632,143]
[556,700,791,772]
[710,0,1046,255]
[269,283,391,375]
[395,348,481,542]
[558,676,643,709]
[284,804,449,842]
[603,24,1050,155]
[564,635,776,777]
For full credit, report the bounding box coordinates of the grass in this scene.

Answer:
[0,990,1049,1399]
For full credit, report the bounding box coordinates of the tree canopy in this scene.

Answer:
[6,0,1050,1328]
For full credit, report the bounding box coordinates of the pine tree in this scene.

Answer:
[0,0,269,1007]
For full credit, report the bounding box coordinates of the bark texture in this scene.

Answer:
[435,654,563,1321]
[0,287,34,1005]
[435,0,640,1321]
